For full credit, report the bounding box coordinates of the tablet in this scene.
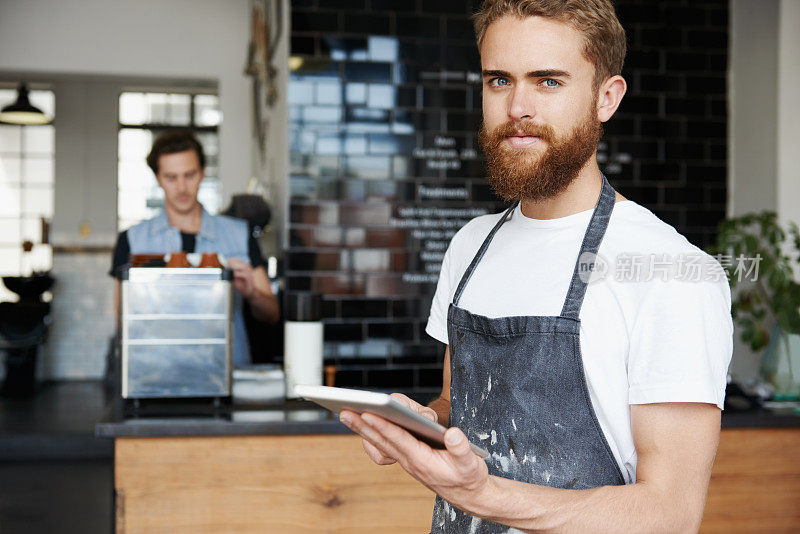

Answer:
[294,384,489,458]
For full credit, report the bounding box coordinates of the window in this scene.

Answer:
[0,88,55,301]
[117,92,222,231]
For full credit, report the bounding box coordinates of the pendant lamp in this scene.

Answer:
[0,83,50,125]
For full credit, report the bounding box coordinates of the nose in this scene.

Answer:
[176,176,189,193]
[507,85,536,121]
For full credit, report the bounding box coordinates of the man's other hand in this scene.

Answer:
[340,393,489,504]
[229,257,255,298]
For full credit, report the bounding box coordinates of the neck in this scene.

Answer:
[164,202,203,233]
[519,156,603,220]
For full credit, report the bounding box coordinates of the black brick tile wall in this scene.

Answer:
[287,0,729,395]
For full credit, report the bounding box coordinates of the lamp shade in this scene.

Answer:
[0,84,50,125]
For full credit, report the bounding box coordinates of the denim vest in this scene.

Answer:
[126,208,252,366]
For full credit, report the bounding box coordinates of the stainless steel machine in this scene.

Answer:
[120,267,233,399]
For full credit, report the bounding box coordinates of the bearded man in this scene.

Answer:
[340,0,733,532]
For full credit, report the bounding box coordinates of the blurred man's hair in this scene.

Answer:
[146,129,206,175]
[473,0,626,90]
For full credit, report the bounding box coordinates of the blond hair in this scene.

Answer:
[473,0,626,88]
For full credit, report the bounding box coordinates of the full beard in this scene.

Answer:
[479,111,603,202]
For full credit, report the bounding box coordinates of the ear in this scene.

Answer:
[596,75,627,123]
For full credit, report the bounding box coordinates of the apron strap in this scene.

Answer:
[452,201,518,307]
[560,174,617,319]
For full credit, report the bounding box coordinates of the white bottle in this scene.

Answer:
[283,292,324,399]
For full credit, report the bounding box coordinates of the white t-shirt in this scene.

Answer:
[425,200,733,483]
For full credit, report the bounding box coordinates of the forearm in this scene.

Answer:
[465,476,701,534]
[246,289,280,324]
[427,396,450,426]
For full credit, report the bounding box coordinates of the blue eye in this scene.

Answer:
[490,78,509,87]
[543,79,560,87]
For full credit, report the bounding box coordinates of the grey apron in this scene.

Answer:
[430,174,625,533]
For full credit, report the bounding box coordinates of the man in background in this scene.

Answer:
[110,130,279,365]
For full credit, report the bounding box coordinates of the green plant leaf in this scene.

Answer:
[741,324,754,342]
[737,291,753,312]
[787,282,800,302]
[769,269,786,289]
[776,306,800,335]
[713,211,800,342]
[750,325,768,351]
[744,234,759,252]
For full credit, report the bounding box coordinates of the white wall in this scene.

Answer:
[731,0,800,234]
[777,0,800,228]
[0,0,253,225]
[51,79,120,246]
[729,0,778,219]
[729,0,800,382]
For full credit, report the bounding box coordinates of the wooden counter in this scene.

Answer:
[112,427,800,533]
[115,434,433,533]
[702,428,800,533]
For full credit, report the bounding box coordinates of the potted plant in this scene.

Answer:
[708,211,800,400]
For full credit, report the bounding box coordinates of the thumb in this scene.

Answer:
[444,427,472,460]
[421,407,438,423]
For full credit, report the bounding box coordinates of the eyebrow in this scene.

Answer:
[481,69,572,79]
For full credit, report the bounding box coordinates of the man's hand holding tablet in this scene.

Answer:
[294,385,489,461]
[295,384,492,505]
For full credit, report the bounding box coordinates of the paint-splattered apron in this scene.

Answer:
[430,174,625,533]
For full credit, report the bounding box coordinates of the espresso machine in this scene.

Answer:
[119,267,233,400]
